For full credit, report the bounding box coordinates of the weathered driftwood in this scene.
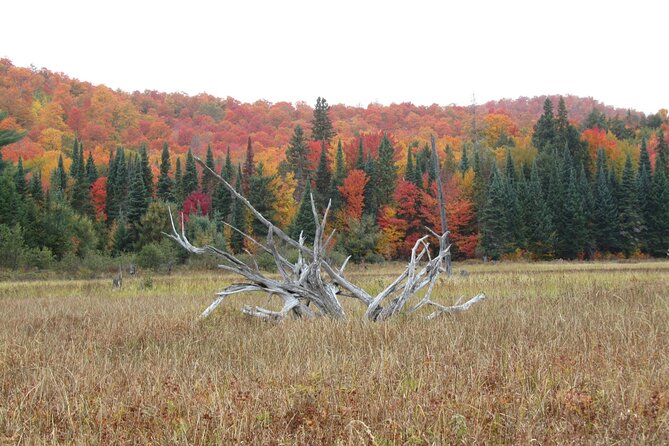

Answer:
[166,157,486,321]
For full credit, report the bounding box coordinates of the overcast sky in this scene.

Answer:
[3,0,667,114]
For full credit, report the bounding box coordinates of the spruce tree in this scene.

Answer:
[459,145,469,173]
[140,144,153,198]
[592,150,619,253]
[212,158,233,225]
[444,144,457,179]
[69,139,81,177]
[405,146,416,183]
[311,97,334,143]
[556,97,590,174]
[637,137,653,251]
[374,134,398,209]
[289,180,316,243]
[230,165,246,254]
[532,98,556,152]
[202,144,216,194]
[656,129,669,177]
[286,125,310,200]
[479,166,509,259]
[85,151,98,185]
[182,148,198,197]
[248,163,276,237]
[156,143,174,202]
[647,167,669,256]
[355,137,365,170]
[29,172,44,205]
[242,137,255,197]
[330,139,347,211]
[70,156,93,217]
[14,157,26,196]
[504,150,516,184]
[105,150,118,222]
[55,154,68,197]
[174,157,183,204]
[314,141,331,210]
[524,161,555,258]
[558,165,588,258]
[126,161,149,243]
[617,153,641,256]
[363,151,377,217]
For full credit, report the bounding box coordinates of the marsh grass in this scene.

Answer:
[1,262,668,444]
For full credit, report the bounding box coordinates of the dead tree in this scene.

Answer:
[166,157,486,322]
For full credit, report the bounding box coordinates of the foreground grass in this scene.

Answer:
[0,261,668,444]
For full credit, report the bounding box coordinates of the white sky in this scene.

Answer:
[3,0,667,114]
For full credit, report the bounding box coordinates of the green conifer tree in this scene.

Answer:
[311,97,334,143]
[374,134,398,209]
[242,137,254,196]
[174,157,183,204]
[156,143,174,202]
[646,167,669,256]
[140,144,153,198]
[14,157,26,196]
[330,139,347,211]
[230,165,246,253]
[289,180,316,243]
[286,125,310,200]
[656,129,669,177]
[182,148,198,197]
[617,153,641,256]
[202,144,216,194]
[314,141,331,210]
[355,137,365,170]
[532,98,556,152]
[85,151,98,185]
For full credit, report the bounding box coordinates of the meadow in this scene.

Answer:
[1,261,668,445]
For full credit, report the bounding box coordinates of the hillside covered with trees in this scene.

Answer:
[0,59,668,270]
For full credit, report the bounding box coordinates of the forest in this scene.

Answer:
[0,58,668,271]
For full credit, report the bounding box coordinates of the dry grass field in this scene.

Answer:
[1,261,668,445]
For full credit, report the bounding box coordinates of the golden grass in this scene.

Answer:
[1,261,668,444]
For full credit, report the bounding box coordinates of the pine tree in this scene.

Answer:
[656,129,669,177]
[85,151,98,185]
[156,143,174,202]
[330,139,347,211]
[504,150,516,184]
[556,97,590,174]
[557,165,589,258]
[532,98,556,152]
[311,97,334,143]
[105,150,118,222]
[289,181,316,243]
[617,153,641,256]
[230,165,246,254]
[286,125,310,200]
[14,157,26,196]
[314,141,332,210]
[140,144,153,198]
[202,144,216,194]
[479,166,510,259]
[523,161,555,258]
[69,139,81,177]
[374,134,398,209]
[182,148,198,197]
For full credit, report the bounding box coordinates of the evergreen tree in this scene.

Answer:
[0,111,25,149]
[479,166,510,259]
[556,97,590,174]
[105,150,118,222]
[14,157,26,196]
[311,97,334,143]
[140,144,153,198]
[29,172,44,205]
[289,181,317,243]
[286,125,310,200]
[459,145,470,173]
[248,163,276,237]
[363,151,377,217]
[70,156,93,217]
[242,137,254,196]
[174,157,183,204]
[504,150,516,184]
[202,144,216,194]
[230,165,246,254]
[637,137,653,251]
[656,129,669,177]
[330,139,347,211]
[646,167,669,256]
[105,147,128,223]
[523,161,555,258]
[182,148,198,197]
[126,161,149,243]
[314,141,332,210]
[532,98,556,152]
[212,156,233,225]
[592,151,619,253]
[557,165,589,258]
[405,145,416,183]
[85,151,98,185]
[54,154,68,197]
[0,172,20,226]
[355,137,365,170]
[471,149,486,214]
[374,134,398,209]
[617,153,641,256]
[156,143,174,202]
[69,139,81,177]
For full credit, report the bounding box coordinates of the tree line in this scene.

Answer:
[0,97,668,271]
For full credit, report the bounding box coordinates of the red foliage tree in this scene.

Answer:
[338,169,368,221]
[90,177,107,222]
[182,191,212,219]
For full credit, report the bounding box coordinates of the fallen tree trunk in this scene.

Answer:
[166,156,486,321]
